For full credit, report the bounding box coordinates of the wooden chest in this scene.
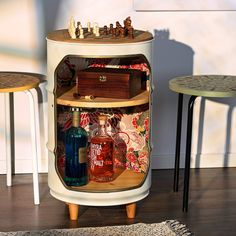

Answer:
[77,67,146,99]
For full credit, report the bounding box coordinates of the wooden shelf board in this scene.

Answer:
[57,87,149,108]
[70,169,146,192]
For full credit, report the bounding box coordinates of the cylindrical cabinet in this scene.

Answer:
[46,29,153,220]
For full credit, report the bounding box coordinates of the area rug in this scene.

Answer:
[0,220,193,236]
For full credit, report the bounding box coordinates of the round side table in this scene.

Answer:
[169,75,236,212]
[0,72,44,205]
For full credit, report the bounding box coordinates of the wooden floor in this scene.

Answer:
[1,168,236,235]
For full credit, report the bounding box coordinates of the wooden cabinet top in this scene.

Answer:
[47,29,153,44]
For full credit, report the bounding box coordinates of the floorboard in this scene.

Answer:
[0,168,236,235]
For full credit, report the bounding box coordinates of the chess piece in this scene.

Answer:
[109,24,113,34]
[116,21,121,28]
[93,22,98,34]
[79,28,84,39]
[75,21,81,38]
[128,26,134,39]
[95,27,100,37]
[112,27,116,38]
[87,22,91,32]
[124,16,132,28]
[68,16,76,39]
[103,25,108,35]
[115,27,120,37]
[120,27,125,38]
[124,16,132,37]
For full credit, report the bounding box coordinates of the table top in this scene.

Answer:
[169,75,236,97]
[47,29,153,44]
[0,72,41,93]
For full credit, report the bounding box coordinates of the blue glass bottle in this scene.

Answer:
[64,107,88,186]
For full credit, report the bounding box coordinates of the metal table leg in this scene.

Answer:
[183,95,197,212]
[174,93,183,192]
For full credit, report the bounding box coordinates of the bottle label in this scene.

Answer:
[90,143,103,170]
[78,147,87,163]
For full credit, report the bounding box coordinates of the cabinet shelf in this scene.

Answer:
[57,86,149,108]
[69,169,145,193]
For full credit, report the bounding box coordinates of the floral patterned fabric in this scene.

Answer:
[57,105,150,175]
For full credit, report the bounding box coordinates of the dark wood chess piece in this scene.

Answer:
[120,27,125,38]
[103,25,108,35]
[75,22,81,38]
[116,21,122,28]
[109,24,113,34]
[128,26,134,39]
[112,27,116,38]
[115,27,120,37]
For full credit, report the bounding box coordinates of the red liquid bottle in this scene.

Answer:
[89,115,114,182]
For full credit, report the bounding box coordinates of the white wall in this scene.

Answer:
[0,0,236,173]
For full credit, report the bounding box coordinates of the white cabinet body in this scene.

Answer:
[47,30,153,207]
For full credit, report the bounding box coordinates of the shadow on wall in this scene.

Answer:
[40,0,63,59]
[196,96,236,168]
[152,29,194,168]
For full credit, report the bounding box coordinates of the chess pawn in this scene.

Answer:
[75,22,80,38]
[79,28,84,39]
[93,22,98,34]
[95,27,100,37]
[103,25,108,35]
[87,22,91,32]
[77,21,81,28]
[109,24,113,34]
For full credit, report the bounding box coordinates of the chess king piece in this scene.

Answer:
[124,16,132,37]
[68,16,76,39]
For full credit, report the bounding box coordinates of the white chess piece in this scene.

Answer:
[68,16,76,39]
[93,22,98,34]
[79,28,84,39]
[95,26,100,37]
[87,22,91,32]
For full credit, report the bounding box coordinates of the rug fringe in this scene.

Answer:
[166,220,194,236]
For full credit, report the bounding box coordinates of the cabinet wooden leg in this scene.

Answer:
[68,203,79,220]
[126,202,136,219]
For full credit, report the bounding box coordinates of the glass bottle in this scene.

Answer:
[89,115,114,182]
[64,107,88,186]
